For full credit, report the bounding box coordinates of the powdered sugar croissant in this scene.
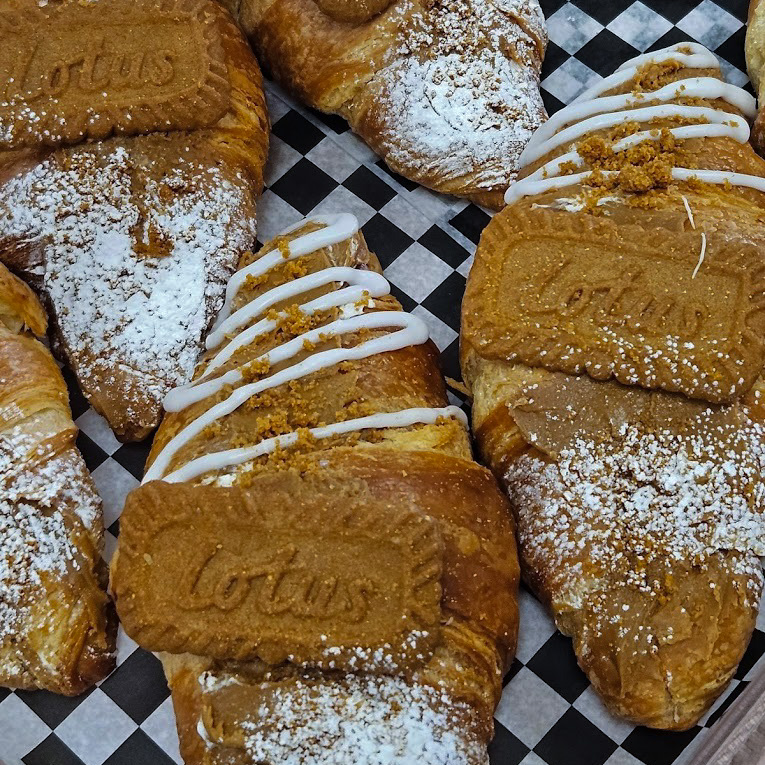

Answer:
[0,262,115,694]
[0,0,269,441]
[462,43,765,729]
[111,214,520,764]
[225,0,546,209]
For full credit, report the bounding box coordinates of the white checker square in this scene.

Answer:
[76,409,122,455]
[457,253,475,278]
[514,588,558,664]
[495,667,570,748]
[542,56,601,104]
[677,0,742,50]
[102,528,118,564]
[380,195,434,239]
[115,625,140,667]
[306,185,375,225]
[0,694,50,761]
[256,190,302,243]
[91,459,139,529]
[306,139,362,182]
[411,305,458,352]
[55,689,137,765]
[519,753,550,765]
[263,85,292,124]
[332,130,380,164]
[573,687,635,744]
[141,697,184,765]
[263,135,302,187]
[384,243,453,302]
[607,2,673,51]
[719,59,749,88]
[604,749,647,765]
[547,4,604,55]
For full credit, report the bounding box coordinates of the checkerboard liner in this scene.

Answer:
[3,2,763,763]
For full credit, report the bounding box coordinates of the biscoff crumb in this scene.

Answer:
[241,357,271,383]
[632,60,683,93]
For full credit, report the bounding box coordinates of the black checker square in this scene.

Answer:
[489,720,531,765]
[100,650,170,724]
[23,734,85,765]
[622,723,701,765]
[567,0,635,25]
[102,730,178,765]
[575,29,640,77]
[269,158,339,215]
[15,686,94,729]
[362,213,415,268]
[271,110,326,155]
[526,632,590,704]
[422,271,467,332]
[449,205,491,245]
[535,708,618,765]
[343,166,398,210]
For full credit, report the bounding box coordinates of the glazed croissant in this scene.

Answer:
[0,263,115,695]
[462,42,765,730]
[0,0,269,441]
[111,214,520,764]
[225,0,547,209]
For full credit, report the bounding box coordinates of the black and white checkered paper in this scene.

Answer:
[3,2,764,763]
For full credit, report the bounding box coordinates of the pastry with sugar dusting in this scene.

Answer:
[0,262,115,694]
[220,0,546,209]
[0,0,269,441]
[462,42,765,729]
[111,213,520,764]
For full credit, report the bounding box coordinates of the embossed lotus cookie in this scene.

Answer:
[462,43,765,730]
[0,0,269,440]
[113,479,444,672]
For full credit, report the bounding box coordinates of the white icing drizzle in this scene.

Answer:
[520,77,755,165]
[209,213,359,342]
[572,42,720,104]
[506,43,765,204]
[147,214,465,483]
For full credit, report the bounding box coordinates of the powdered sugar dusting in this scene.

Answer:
[0,143,255,432]
[238,674,485,765]
[0,425,100,645]
[505,407,765,610]
[375,0,546,194]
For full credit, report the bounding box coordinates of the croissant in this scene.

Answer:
[747,0,765,152]
[111,213,520,764]
[461,42,765,730]
[0,0,269,441]
[0,262,115,694]
[224,0,547,209]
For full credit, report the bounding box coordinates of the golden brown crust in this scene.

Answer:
[115,224,520,761]
[0,0,269,442]
[461,52,765,730]
[0,264,115,695]
[233,0,546,207]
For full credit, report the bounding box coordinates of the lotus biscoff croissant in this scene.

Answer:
[112,214,521,764]
[462,42,765,730]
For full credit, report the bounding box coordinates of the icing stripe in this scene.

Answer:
[519,105,747,168]
[157,407,468,484]
[571,43,720,105]
[507,168,765,204]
